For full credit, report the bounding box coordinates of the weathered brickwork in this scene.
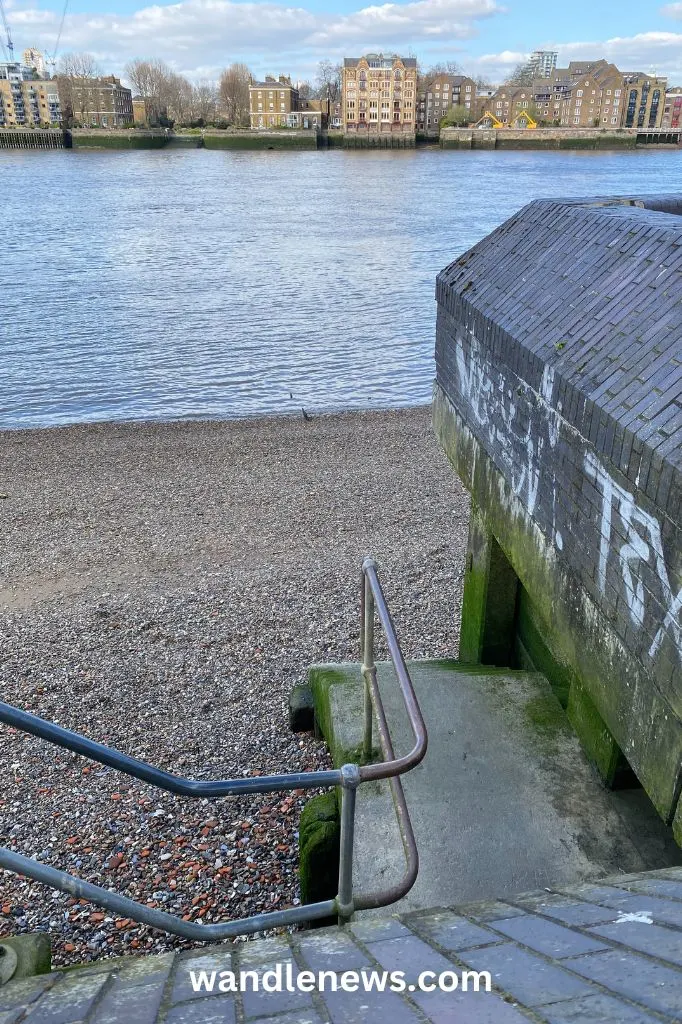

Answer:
[434,195,682,824]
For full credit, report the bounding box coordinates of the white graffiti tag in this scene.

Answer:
[585,452,682,661]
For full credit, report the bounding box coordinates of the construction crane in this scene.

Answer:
[0,0,14,62]
[46,0,69,75]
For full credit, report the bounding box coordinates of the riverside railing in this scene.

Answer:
[0,557,427,939]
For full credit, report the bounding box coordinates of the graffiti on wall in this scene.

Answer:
[452,330,681,665]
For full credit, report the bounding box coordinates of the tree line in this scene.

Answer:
[55,53,344,128]
[54,53,499,130]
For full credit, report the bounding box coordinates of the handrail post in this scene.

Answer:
[361,558,376,763]
[337,763,360,924]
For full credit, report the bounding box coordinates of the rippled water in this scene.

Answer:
[2,146,680,429]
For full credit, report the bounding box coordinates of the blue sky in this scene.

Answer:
[4,0,682,85]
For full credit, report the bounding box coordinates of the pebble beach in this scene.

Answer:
[0,407,469,965]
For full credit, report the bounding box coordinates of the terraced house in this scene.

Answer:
[0,62,61,127]
[342,53,417,137]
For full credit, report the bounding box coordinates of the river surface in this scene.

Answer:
[2,146,680,429]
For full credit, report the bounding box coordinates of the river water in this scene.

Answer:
[2,146,680,429]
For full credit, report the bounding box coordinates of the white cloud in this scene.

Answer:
[660,3,682,18]
[7,0,502,79]
[467,32,682,85]
[6,0,682,85]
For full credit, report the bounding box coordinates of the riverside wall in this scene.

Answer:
[440,126,681,149]
[67,128,320,150]
[433,194,682,837]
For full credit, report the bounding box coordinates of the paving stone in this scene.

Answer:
[163,996,236,1023]
[0,977,55,1012]
[517,899,618,928]
[237,937,292,967]
[321,986,423,1023]
[170,951,233,1005]
[459,943,593,1007]
[0,1010,26,1024]
[410,986,530,1023]
[296,931,371,972]
[240,961,315,1019]
[91,976,169,1024]
[249,1013,326,1024]
[587,920,682,966]
[23,970,110,1023]
[626,879,682,901]
[564,949,682,1019]
[539,992,663,1023]
[456,901,527,923]
[489,914,611,958]
[364,933,457,983]
[407,910,500,953]
[349,916,412,943]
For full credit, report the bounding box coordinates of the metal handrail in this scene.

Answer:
[0,557,427,940]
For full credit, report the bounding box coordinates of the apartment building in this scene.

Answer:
[481,60,666,130]
[57,75,133,127]
[558,61,625,127]
[417,74,476,133]
[342,53,417,135]
[621,73,667,129]
[22,48,46,77]
[521,50,558,80]
[0,62,61,127]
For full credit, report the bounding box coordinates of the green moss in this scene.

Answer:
[433,383,682,819]
[308,664,379,766]
[567,680,622,784]
[298,791,340,908]
[0,934,51,979]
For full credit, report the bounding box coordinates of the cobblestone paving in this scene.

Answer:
[4,867,682,1022]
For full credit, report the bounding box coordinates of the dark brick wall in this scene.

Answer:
[434,194,682,812]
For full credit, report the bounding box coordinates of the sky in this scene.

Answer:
[2,0,682,88]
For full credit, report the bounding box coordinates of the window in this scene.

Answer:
[573,116,580,123]
[576,90,583,97]
[611,116,617,123]
[614,89,621,97]
[465,85,471,92]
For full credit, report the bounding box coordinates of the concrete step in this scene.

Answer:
[310,660,682,916]
[5,867,682,1021]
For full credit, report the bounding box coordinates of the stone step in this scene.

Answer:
[310,660,682,915]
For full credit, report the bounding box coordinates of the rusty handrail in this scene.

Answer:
[0,557,427,941]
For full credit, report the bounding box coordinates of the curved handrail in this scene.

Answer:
[0,557,427,940]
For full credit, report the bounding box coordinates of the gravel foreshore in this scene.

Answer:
[0,407,469,965]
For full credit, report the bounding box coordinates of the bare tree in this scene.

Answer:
[218,62,251,125]
[297,80,313,100]
[125,58,174,124]
[506,62,533,85]
[315,60,341,103]
[191,80,218,123]
[56,52,100,126]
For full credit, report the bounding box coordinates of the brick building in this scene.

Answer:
[57,75,133,127]
[662,87,682,130]
[0,62,61,127]
[621,73,667,129]
[342,53,417,136]
[482,60,666,130]
[249,76,323,129]
[417,73,476,134]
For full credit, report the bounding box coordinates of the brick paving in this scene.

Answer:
[3,867,682,1022]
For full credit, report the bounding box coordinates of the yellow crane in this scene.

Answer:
[475,111,504,129]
